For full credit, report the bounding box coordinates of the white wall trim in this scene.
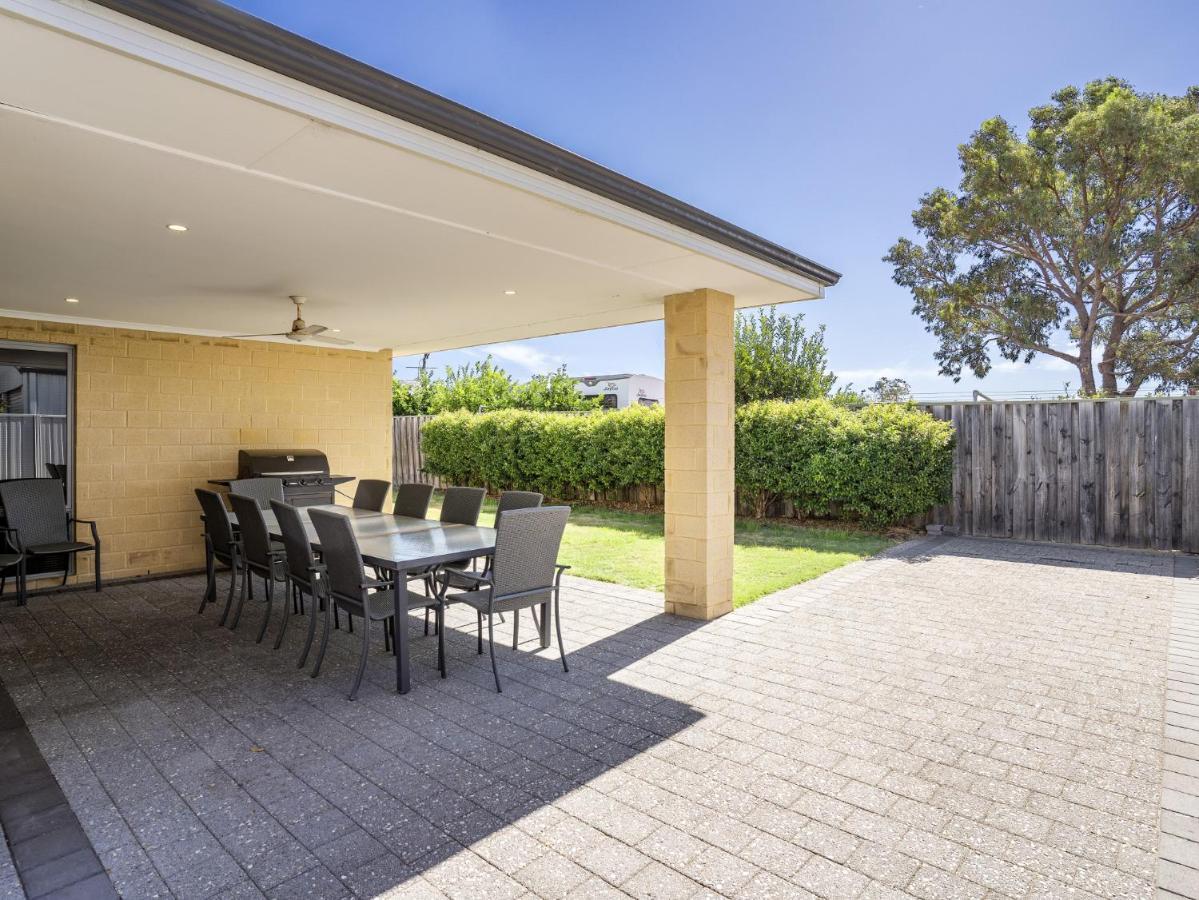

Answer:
[0,308,390,353]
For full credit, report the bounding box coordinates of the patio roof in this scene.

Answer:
[0,0,839,355]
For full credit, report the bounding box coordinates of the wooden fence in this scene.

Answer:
[392,415,443,490]
[921,398,1198,552]
[397,401,1199,551]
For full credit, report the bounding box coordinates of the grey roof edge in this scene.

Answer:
[86,0,841,288]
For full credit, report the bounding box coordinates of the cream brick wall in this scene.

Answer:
[663,288,735,620]
[0,317,394,583]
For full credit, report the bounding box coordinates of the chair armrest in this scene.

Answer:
[0,526,23,552]
[440,568,491,587]
[70,517,100,543]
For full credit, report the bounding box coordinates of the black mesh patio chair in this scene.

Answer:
[309,508,443,700]
[45,464,67,500]
[270,499,333,666]
[439,486,486,525]
[435,506,570,692]
[421,486,486,635]
[392,482,434,518]
[0,478,100,593]
[352,479,390,512]
[228,477,284,510]
[438,490,544,647]
[493,491,544,524]
[227,493,288,644]
[0,528,26,606]
[195,488,241,622]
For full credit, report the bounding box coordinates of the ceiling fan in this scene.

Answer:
[228,296,353,345]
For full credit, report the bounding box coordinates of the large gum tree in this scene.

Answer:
[887,78,1199,396]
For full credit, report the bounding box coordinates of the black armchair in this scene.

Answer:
[227,493,288,643]
[435,506,570,692]
[0,478,100,593]
[310,508,442,700]
[351,479,390,512]
[195,488,241,622]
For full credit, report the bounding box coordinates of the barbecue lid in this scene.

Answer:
[237,448,330,477]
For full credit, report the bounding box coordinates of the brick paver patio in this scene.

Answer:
[0,536,1191,898]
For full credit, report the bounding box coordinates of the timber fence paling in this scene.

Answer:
[920,397,1197,553]
[392,415,442,490]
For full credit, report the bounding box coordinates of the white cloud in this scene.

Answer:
[836,364,939,385]
[1004,354,1075,373]
[484,342,563,373]
[839,352,1076,389]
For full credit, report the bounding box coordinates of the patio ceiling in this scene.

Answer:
[0,0,838,355]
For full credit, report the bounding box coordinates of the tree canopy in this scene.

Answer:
[392,357,598,415]
[887,78,1199,395]
[868,377,913,403]
[734,307,840,403]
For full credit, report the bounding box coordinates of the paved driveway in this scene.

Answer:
[0,536,1190,899]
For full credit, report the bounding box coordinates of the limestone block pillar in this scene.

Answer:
[663,288,735,619]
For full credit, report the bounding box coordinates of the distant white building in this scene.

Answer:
[576,373,664,409]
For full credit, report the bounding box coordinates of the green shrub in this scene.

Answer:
[419,400,953,526]
[735,400,954,525]
[734,399,848,517]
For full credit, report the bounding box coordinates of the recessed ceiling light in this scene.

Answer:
[331,329,341,333]
[64,297,80,303]
[166,223,188,232]
[504,289,517,296]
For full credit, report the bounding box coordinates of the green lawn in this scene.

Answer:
[428,495,895,608]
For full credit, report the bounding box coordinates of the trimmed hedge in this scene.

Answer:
[735,401,955,525]
[420,400,954,526]
[419,407,664,497]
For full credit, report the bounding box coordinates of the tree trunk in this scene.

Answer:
[1098,316,1126,396]
[1076,344,1097,395]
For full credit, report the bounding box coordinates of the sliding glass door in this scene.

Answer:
[0,340,74,582]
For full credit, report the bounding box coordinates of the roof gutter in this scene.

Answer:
[86,0,841,288]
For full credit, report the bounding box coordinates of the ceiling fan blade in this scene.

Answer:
[294,323,327,336]
[312,335,354,346]
[226,332,290,339]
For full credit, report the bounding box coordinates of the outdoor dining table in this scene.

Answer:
[253,505,540,694]
[253,505,442,539]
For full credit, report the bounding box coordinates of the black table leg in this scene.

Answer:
[394,568,410,694]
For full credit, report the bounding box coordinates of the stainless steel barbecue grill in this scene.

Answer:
[211,449,353,506]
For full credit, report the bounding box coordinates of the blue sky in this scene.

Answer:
[230,0,1197,399]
